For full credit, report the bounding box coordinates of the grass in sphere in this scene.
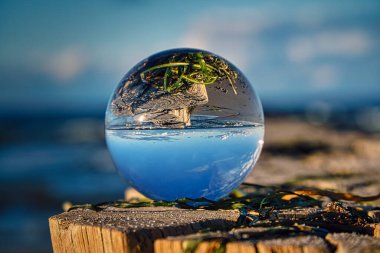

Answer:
[140,52,238,94]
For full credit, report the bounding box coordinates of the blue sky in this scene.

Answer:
[1,0,380,115]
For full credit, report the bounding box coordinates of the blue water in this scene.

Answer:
[0,117,126,253]
[106,125,264,201]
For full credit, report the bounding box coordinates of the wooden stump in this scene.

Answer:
[49,206,238,253]
[49,202,380,253]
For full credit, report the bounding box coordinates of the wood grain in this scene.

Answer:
[49,207,237,253]
[326,233,380,253]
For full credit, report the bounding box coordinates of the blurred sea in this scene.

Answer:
[0,114,126,253]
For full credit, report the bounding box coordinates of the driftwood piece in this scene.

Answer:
[49,206,238,253]
[326,233,380,253]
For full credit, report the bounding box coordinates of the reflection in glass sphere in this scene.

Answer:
[105,48,264,201]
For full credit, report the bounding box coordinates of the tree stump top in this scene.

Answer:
[51,206,238,232]
[49,206,239,253]
[49,202,380,253]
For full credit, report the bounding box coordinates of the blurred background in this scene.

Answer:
[1,0,380,252]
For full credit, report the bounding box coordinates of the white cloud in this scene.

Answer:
[44,47,87,81]
[287,30,372,62]
[311,65,340,89]
[286,37,315,62]
[177,6,376,99]
[178,8,271,70]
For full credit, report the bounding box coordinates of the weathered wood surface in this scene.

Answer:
[326,233,380,253]
[247,118,380,201]
[49,207,238,253]
[156,233,380,253]
[155,228,331,253]
[256,236,330,253]
[156,229,380,253]
[50,204,380,253]
[49,118,380,253]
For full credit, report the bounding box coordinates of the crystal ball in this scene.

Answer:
[105,48,264,201]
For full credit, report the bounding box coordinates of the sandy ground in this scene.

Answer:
[247,117,380,203]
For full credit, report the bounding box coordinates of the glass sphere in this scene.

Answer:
[106,48,264,201]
